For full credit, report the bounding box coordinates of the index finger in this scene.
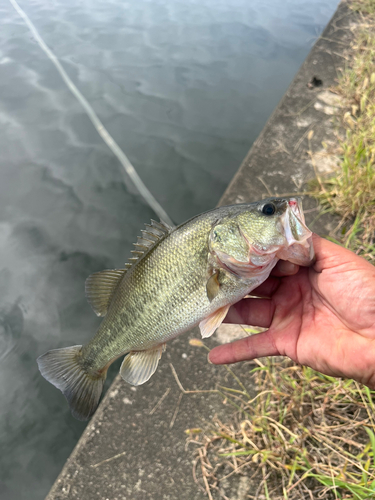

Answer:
[209,329,279,364]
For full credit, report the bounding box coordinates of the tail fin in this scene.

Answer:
[37,345,106,421]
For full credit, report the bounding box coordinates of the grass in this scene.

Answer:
[309,3,375,261]
[351,0,375,15]
[188,355,375,500]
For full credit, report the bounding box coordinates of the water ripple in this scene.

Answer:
[0,303,23,361]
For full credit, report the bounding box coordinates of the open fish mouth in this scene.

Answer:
[211,197,315,277]
[277,197,315,266]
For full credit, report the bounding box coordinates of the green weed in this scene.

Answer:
[310,11,375,261]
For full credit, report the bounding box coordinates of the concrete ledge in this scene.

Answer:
[46,2,357,499]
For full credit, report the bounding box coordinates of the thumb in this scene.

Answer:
[208,330,279,365]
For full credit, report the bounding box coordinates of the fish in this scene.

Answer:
[37,197,314,420]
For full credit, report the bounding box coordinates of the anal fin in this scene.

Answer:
[199,305,230,339]
[120,345,164,386]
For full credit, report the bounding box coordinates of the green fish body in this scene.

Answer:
[37,197,314,420]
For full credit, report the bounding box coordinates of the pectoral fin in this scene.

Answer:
[199,305,230,339]
[206,271,221,302]
[120,345,164,386]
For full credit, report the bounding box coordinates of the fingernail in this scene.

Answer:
[207,353,213,364]
[278,261,298,274]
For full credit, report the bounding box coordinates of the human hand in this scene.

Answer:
[209,234,375,388]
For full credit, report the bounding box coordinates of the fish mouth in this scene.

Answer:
[277,198,315,266]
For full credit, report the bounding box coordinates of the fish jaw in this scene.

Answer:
[213,248,279,279]
[276,198,315,266]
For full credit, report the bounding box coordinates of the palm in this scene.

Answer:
[209,235,375,388]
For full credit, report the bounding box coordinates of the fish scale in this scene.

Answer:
[85,210,236,367]
[37,198,314,420]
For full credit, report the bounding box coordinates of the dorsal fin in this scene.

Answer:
[85,269,126,317]
[151,219,173,232]
[124,219,171,269]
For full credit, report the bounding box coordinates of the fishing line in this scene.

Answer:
[8,0,174,227]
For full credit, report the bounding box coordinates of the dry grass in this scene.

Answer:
[188,357,375,500]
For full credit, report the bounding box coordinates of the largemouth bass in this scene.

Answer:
[37,197,314,420]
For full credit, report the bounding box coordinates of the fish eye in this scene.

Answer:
[262,203,276,216]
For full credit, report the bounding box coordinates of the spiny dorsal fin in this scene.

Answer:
[124,219,172,269]
[151,219,173,231]
[85,269,126,317]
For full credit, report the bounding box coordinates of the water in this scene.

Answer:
[0,0,338,498]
